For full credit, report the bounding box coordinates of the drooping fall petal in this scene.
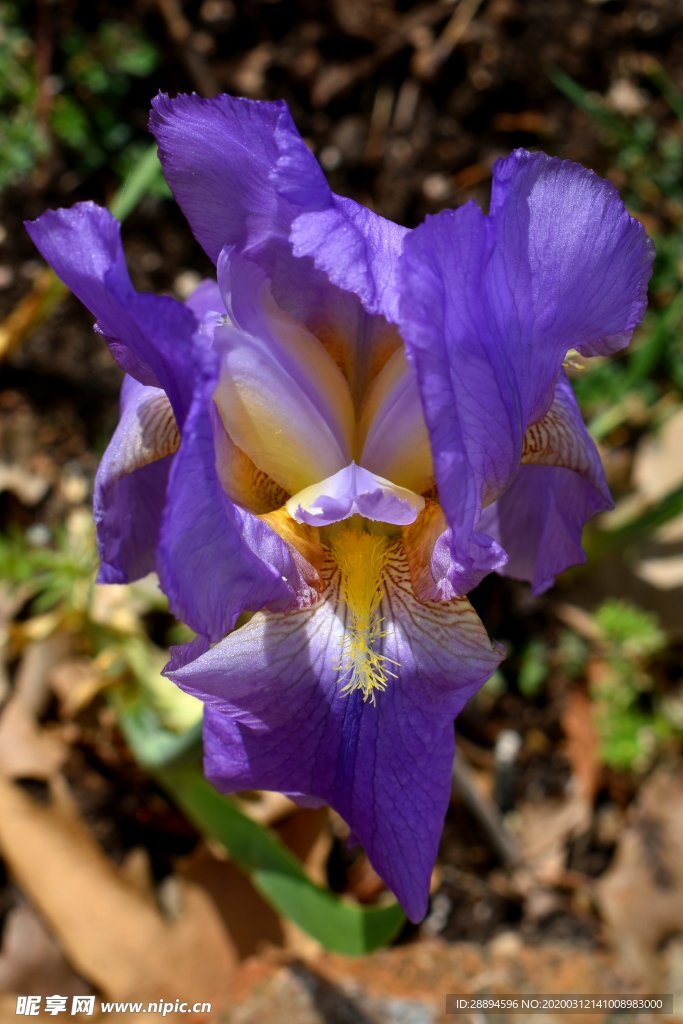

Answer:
[95,376,178,583]
[168,543,502,921]
[479,373,612,593]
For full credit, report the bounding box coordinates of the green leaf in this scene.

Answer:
[518,639,548,698]
[161,762,405,955]
[117,701,405,955]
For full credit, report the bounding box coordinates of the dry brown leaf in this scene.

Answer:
[0,698,65,781]
[596,769,683,985]
[562,690,601,806]
[633,408,683,502]
[631,408,683,590]
[184,807,333,962]
[0,271,66,363]
[0,901,92,998]
[232,791,297,827]
[0,463,50,505]
[344,855,386,905]
[180,845,284,959]
[554,602,602,642]
[509,787,590,886]
[0,637,71,781]
[0,774,236,1009]
[275,808,331,888]
[49,658,109,717]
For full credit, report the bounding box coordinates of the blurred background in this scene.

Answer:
[1,0,683,1020]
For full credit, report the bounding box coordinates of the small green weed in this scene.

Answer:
[0,3,161,190]
[563,599,681,772]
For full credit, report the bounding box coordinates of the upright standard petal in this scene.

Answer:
[489,151,653,360]
[149,93,300,265]
[157,350,318,642]
[399,151,654,591]
[168,543,502,921]
[25,204,197,423]
[151,91,407,324]
[272,120,408,323]
[214,248,354,494]
[288,194,407,324]
[150,93,407,403]
[358,347,434,495]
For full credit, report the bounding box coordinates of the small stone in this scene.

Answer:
[422,174,451,203]
[319,146,342,171]
[0,266,14,289]
[174,270,203,300]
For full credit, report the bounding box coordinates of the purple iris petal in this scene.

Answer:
[26,200,316,642]
[184,279,223,321]
[479,374,612,593]
[213,247,354,493]
[289,462,423,528]
[150,93,404,399]
[359,348,433,495]
[25,204,197,423]
[430,526,508,599]
[168,557,502,921]
[151,92,406,325]
[270,109,407,321]
[489,151,653,360]
[157,353,315,642]
[150,93,300,265]
[95,376,177,583]
[479,464,605,595]
[399,151,654,593]
[282,164,407,322]
[287,193,406,324]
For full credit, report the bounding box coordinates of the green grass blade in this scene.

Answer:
[588,292,683,440]
[549,67,630,143]
[2,142,165,358]
[589,483,683,559]
[646,63,683,122]
[109,143,164,220]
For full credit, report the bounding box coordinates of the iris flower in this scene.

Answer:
[27,94,654,922]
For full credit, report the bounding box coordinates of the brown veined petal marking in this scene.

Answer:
[521,384,594,477]
[114,389,180,480]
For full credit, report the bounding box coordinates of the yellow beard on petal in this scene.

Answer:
[329,528,399,704]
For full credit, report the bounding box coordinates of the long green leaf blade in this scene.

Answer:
[159,762,405,955]
[109,144,165,220]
